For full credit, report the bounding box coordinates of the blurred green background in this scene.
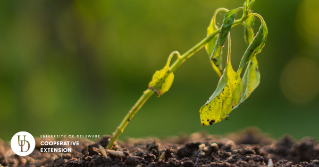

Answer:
[1,0,319,142]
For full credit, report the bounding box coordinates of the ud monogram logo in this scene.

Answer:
[18,135,30,152]
[11,131,35,156]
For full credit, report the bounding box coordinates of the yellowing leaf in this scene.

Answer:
[199,61,243,126]
[200,35,243,126]
[148,64,174,97]
[148,52,179,97]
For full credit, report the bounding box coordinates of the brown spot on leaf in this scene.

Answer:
[209,120,215,125]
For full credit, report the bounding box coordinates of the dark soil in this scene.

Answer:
[1,127,319,167]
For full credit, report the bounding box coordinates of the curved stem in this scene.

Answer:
[106,16,249,149]
[251,13,265,23]
[107,89,154,149]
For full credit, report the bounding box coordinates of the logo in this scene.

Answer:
[11,131,35,156]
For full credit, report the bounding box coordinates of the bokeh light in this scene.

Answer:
[280,57,319,104]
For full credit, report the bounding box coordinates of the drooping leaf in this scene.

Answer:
[199,5,268,126]
[238,14,268,73]
[230,14,260,108]
[199,58,243,126]
[200,35,243,126]
[236,13,260,107]
[233,56,260,110]
[244,15,255,45]
[240,57,260,102]
[148,52,178,97]
[210,8,239,72]
[205,8,228,77]
[206,8,228,56]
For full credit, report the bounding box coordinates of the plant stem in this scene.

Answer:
[169,30,220,72]
[106,17,248,149]
[107,89,154,149]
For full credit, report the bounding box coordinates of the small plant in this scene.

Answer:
[106,0,268,149]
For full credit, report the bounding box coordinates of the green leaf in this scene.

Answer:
[238,14,268,73]
[148,52,180,97]
[205,8,228,77]
[239,56,260,104]
[206,8,229,56]
[210,8,239,72]
[231,14,260,109]
[244,15,255,45]
[200,35,243,126]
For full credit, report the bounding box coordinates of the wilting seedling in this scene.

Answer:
[106,0,268,149]
[199,3,268,126]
